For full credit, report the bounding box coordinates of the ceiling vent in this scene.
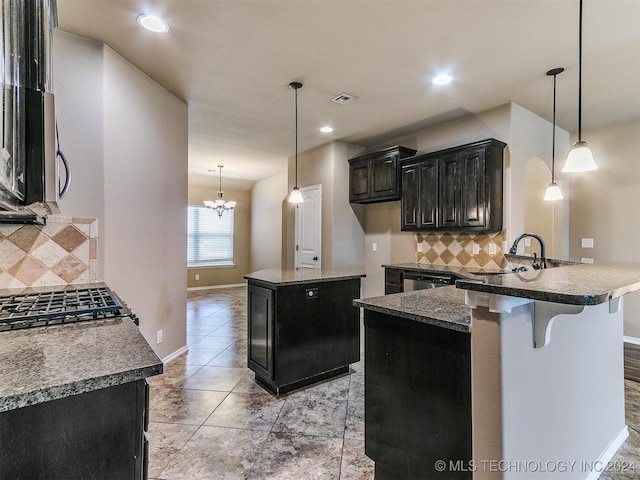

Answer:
[330,93,357,105]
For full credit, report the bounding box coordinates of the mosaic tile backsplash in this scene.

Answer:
[414,231,507,269]
[0,216,98,289]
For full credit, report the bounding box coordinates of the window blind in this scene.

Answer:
[187,206,234,267]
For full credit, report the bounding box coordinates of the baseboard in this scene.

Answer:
[624,336,640,346]
[584,425,629,480]
[162,345,189,364]
[187,282,246,292]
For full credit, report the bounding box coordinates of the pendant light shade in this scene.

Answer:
[563,0,597,173]
[544,67,565,201]
[563,141,597,172]
[544,183,564,201]
[204,165,236,218]
[288,81,304,204]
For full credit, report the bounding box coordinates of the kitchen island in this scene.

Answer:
[244,268,365,395]
[356,260,640,480]
[0,284,162,480]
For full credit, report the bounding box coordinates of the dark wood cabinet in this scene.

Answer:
[0,380,148,480]
[365,310,472,480]
[248,284,275,381]
[401,138,505,232]
[384,268,403,294]
[349,146,417,204]
[247,278,362,395]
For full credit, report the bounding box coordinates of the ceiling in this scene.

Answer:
[56,0,640,187]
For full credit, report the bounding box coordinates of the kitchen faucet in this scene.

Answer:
[509,233,547,270]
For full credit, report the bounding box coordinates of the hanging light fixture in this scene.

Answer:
[563,0,597,173]
[288,81,304,203]
[203,165,237,218]
[544,67,565,201]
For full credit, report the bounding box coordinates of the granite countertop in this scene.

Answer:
[244,268,365,286]
[382,262,501,278]
[0,314,162,412]
[456,260,640,306]
[354,286,470,333]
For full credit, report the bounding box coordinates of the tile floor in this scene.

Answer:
[147,286,373,480]
[148,286,640,480]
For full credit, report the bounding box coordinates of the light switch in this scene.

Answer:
[581,238,594,248]
[488,243,497,255]
[524,238,531,247]
[372,242,377,252]
[417,243,423,252]
[472,244,480,255]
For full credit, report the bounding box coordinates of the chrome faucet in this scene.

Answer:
[509,233,547,270]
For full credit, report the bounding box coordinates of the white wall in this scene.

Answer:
[54,31,188,359]
[568,119,640,337]
[250,171,288,272]
[102,47,188,359]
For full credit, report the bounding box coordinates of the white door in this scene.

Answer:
[294,184,322,269]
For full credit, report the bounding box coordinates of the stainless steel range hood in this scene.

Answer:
[0,0,64,224]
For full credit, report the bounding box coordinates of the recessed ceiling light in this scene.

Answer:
[432,73,453,86]
[137,14,169,33]
[320,126,334,133]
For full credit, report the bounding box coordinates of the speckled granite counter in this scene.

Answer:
[382,262,493,279]
[354,286,470,333]
[244,268,365,286]
[457,261,640,305]
[0,316,162,412]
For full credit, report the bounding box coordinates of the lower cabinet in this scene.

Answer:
[247,279,361,395]
[365,310,472,480]
[384,268,403,294]
[0,380,148,480]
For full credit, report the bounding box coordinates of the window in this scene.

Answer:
[187,205,234,267]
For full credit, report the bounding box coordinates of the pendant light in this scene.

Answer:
[563,0,597,173]
[288,81,304,203]
[203,165,237,218]
[544,68,565,201]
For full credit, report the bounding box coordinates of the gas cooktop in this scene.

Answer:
[0,285,134,331]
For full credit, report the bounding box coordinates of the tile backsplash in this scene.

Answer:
[0,215,98,289]
[414,230,507,269]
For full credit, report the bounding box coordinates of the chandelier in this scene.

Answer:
[203,165,237,218]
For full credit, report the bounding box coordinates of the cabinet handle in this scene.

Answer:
[313,256,318,261]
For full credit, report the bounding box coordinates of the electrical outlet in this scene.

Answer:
[581,257,594,264]
[195,274,200,280]
[488,243,497,255]
[472,243,480,255]
[524,238,531,247]
[581,238,594,248]
[417,243,423,252]
[157,329,163,344]
[372,242,377,252]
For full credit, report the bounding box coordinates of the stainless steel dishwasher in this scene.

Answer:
[402,271,457,291]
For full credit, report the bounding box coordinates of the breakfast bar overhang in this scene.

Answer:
[356,261,640,480]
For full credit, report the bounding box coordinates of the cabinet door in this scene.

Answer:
[401,163,418,230]
[418,159,438,229]
[248,284,274,380]
[439,155,460,228]
[349,157,370,203]
[459,148,487,228]
[370,152,399,200]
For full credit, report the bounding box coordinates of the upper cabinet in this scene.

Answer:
[349,146,417,204]
[401,138,506,232]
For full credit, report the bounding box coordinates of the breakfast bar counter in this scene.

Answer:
[357,260,640,480]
